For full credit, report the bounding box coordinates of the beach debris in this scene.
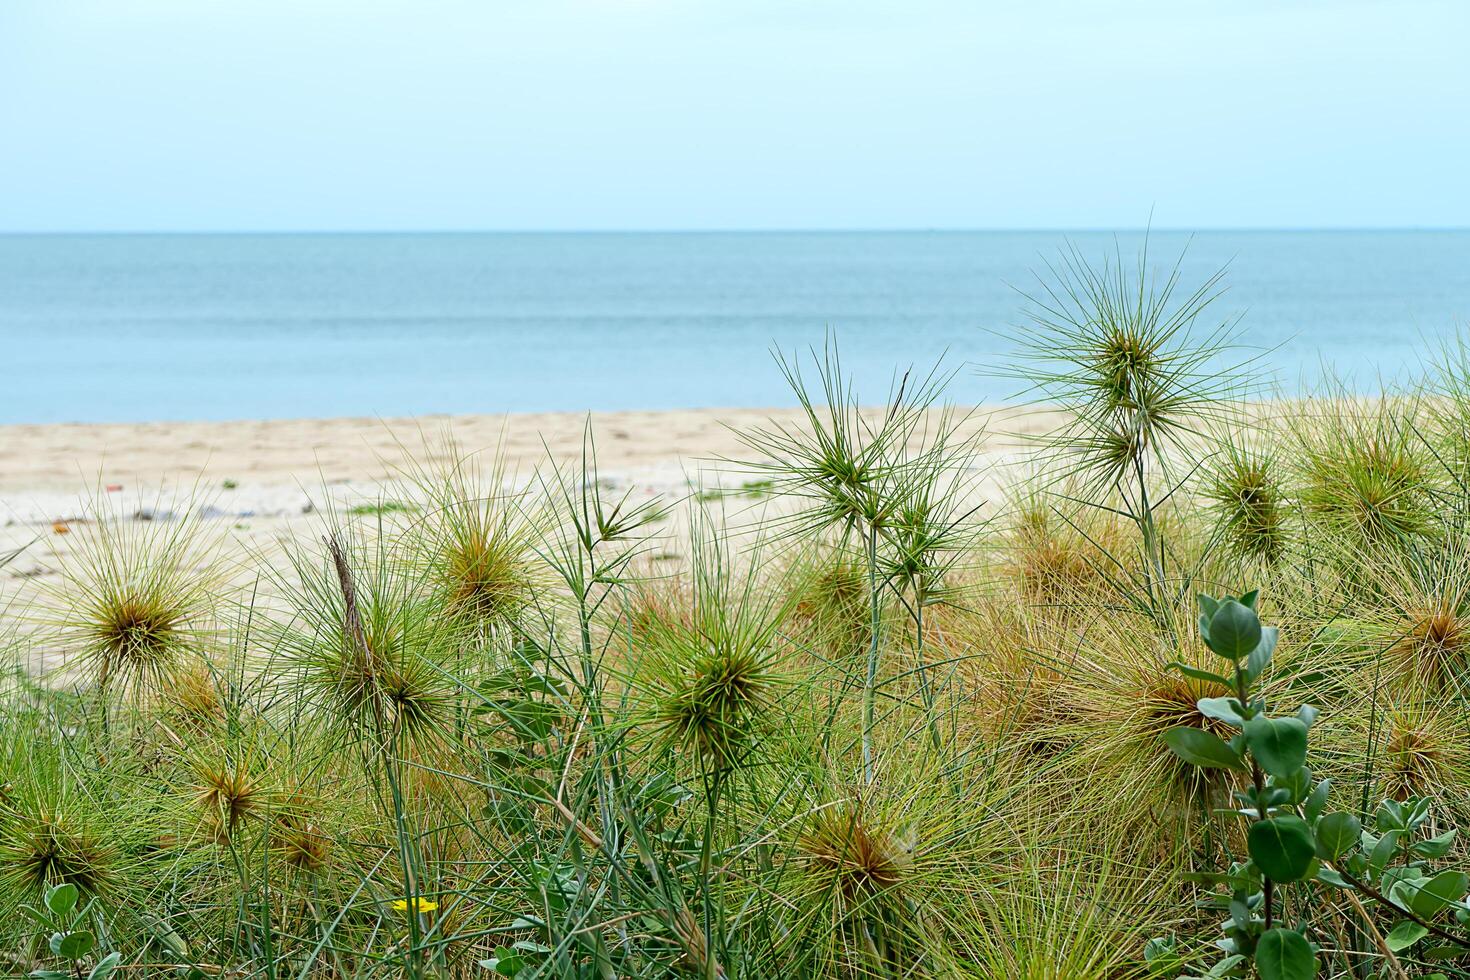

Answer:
[51,520,70,535]
[198,504,253,520]
[105,483,123,493]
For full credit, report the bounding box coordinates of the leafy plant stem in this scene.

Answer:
[1235,657,1274,930]
[1330,861,1470,951]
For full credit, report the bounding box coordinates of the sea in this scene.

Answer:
[2,230,1468,424]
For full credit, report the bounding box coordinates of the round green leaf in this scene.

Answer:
[1245,626,1280,679]
[87,952,122,980]
[479,947,527,977]
[1249,816,1316,883]
[44,883,79,917]
[1197,696,1248,727]
[1162,726,1245,770]
[1256,928,1316,980]
[1207,600,1262,660]
[1386,919,1429,952]
[1406,870,1470,919]
[57,930,95,960]
[1314,812,1361,861]
[1303,777,1332,822]
[1245,716,1308,778]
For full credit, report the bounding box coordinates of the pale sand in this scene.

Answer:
[0,407,1061,615]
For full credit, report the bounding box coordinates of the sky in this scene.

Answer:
[1,0,1467,232]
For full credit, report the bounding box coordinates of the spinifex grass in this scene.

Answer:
[0,794,118,902]
[391,431,546,639]
[634,509,793,774]
[734,337,982,783]
[784,544,879,660]
[998,237,1256,634]
[760,740,1009,978]
[965,851,1178,980]
[1001,477,1136,607]
[1289,386,1444,561]
[9,268,1470,977]
[271,515,463,752]
[1363,542,1470,693]
[1423,332,1470,522]
[1372,698,1470,808]
[39,488,228,705]
[1199,428,1293,567]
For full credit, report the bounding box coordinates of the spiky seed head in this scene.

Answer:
[1005,497,1127,604]
[76,588,199,696]
[1369,548,1470,691]
[1138,672,1235,743]
[652,645,777,770]
[1094,329,1158,408]
[156,663,227,733]
[788,553,871,654]
[44,505,224,701]
[320,630,454,743]
[1010,505,1087,602]
[774,758,995,976]
[275,822,331,873]
[0,810,115,897]
[193,759,268,841]
[1371,700,1470,804]
[799,797,915,899]
[1076,640,1246,809]
[881,469,978,609]
[1340,440,1432,541]
[278,535,461,746]
[439,520,535,629]
[1295,397,1439,550]
[733,338,958,536]
[383,430,543,633]
[1383,726,1450,802]
[1397,602,1470,688]
[377,661,455,740]
[271,797,332,874]
[1202,444,1288,563]
[1001,240,1246,494]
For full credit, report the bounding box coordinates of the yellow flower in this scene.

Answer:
[390,897,439,914]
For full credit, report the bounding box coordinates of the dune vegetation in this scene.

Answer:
[8,244,1470,979]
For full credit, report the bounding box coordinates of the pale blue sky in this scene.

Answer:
[1,0,1466,231]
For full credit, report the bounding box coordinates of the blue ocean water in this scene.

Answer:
[2,231,1468,424]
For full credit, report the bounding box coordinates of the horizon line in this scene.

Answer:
[3,225,1470,237]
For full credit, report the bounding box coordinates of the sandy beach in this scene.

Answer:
[0,406,1054,611]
